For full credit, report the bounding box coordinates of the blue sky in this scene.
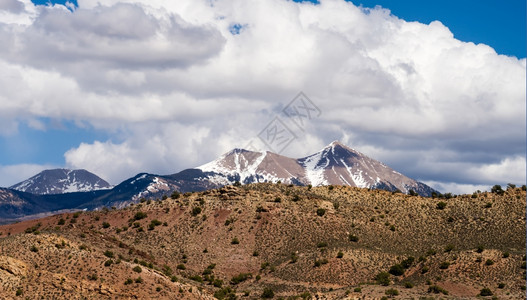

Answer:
[295,0,526,58]
[357,0,526,58]
[1,0,524,193]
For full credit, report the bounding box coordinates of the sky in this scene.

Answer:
[0,0,524,194]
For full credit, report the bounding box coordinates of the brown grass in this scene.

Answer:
[0,184,524,299]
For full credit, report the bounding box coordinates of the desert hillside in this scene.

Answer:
[0,183,525,299]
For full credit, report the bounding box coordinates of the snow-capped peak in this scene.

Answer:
[9,169,112,195]
[194,141,437,196]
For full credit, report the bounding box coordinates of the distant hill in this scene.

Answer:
[9,169,112,195]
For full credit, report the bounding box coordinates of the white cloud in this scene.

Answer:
[422,181,491,195]
[0,0,523,188]
[0,163,58,187]
[0,0,24,14]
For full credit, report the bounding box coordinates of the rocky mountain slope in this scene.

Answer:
[0,142,436,221]
[199,141,436,196]
[9,169,112,195]
[0,184,524,299]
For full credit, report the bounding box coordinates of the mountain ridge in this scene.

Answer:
[198,141,437,196]
[0,141,437,221]
[9,168,112,195]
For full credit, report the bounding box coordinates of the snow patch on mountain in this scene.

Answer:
[300,150,329,186]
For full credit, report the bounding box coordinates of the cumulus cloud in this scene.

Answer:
[0,0,24,13]
[0,0,524,193]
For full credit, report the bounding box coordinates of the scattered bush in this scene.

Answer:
[403,281,414,288]
[502,252,510,258]
[162,265,173,276]
[24,223,41,234]
[436,202,447,210]
[231,237,240,244]
[55,240,66,249]
[213,279,223,287]
[104,250,114,258]
[479,288,493,296]
[385,288,399,296]
[135,277,143,283]
[375,272,390,286]
[191,206,202,216]
[261,287,274,298]
[214,287,236,300]
[426,249,437,256]
[316,208,326,216]
[133,266,142,273]
[314,259,328,267]
[87,274,98,281]
[439,262,450,269]
[401,257,414,269]
[189,275,203,283]
[291,253,299,263]
[231,273,251,284]
[485,259,494,266]
[124,278,133,285]
[428,285,448,295]
[255,206,268,213]
[150,219,162,226]
[476,245,484,253]
[104,259,113,267]
[102,222,110,228]
[30,245,38,252]
[491,185,504,195]
[444,244,454,252]
[15,288,22,296]
[317,241,328,248]
[58,218,65,225]
[349,234,358,242]
[389,264,405,276]
[134,212,147,220]
[337,251,344,258]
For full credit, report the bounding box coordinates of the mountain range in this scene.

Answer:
[198,141,435,196]
[0,141,436,222]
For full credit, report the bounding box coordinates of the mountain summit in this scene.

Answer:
[9,169,112,195]
[198,141,436,196]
